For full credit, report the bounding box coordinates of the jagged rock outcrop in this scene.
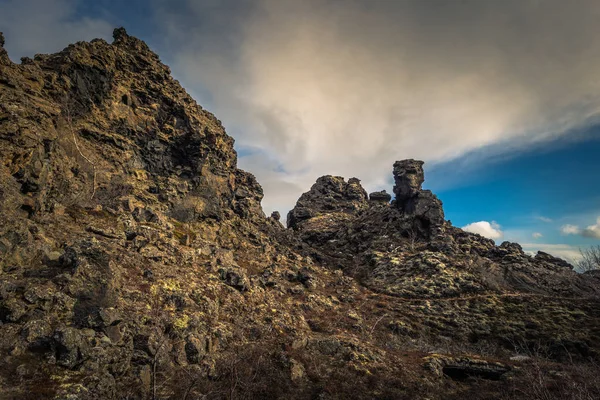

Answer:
[1,29,600,400]
[290,162,598,299]
[287,175,367,232]
[392,159,445,234]
[1,27,263,226]
[393,159,425,200]
[0,28,279,399]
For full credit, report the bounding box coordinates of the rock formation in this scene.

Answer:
[393,159,425,200]
[289,162,598,299]
[1,29,599,400]
[287,175,367,230]
[392,159,445,235]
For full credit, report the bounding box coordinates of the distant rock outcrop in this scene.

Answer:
[287,159,598,300]
[287,175,367,230]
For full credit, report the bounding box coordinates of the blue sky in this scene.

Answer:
[428,135,600,259]
[1,0,599,263]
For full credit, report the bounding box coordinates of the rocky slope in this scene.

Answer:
[1,29,599,400]
[288,159,598,299]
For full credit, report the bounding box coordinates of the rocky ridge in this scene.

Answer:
[1,29,600,400]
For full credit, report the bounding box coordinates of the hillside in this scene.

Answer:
[1,29,599,400]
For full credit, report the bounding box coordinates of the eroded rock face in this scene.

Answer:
[0,27,264,227]
[393,159,425,201]
[0,27,274,399]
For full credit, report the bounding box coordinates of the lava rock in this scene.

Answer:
[184,335,208,364]
[53,327,88,369]
[393,159,425,201]
[369,190,392,203]
[287,175,368,230]
[535,251,574,269]
[218,267,250,292]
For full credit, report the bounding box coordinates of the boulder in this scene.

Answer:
[53,327,89,369]
[424,355,511,381]
[369,190,392,203]
[218,267,250,292]
[403,190,445,227]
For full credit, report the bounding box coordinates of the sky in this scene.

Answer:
[1,0,599,264]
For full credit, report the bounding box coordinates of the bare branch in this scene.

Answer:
[577,245,600,272]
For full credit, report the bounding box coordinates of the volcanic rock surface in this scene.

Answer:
[1,29,599,400]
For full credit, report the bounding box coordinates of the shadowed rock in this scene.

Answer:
[393,159,425,201]
[369,190,392,203]
[392,159,445,232]
[287,176,367,230]
[0,32,10,65]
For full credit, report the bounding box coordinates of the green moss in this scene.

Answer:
[173,314,190,330]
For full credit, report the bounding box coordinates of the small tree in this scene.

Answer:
[577,245,600,272]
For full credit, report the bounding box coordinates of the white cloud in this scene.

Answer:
[462,221,504,240]
[532,232,543,239]
[536,216,553,223]
[521,243,582,265]
[0,0,113,60]
[582,217,600,239]
[157,0,600,214]
[560,217,600,239]
[561,224,581,235]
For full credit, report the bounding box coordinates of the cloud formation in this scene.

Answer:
[532,232,543,239]
[521,243,581,265]
[462,221,503,240]
[561,224,581,235]
[157,0,600,214]
[560,217,600,239]
[582,217,600,239]
[0,0,113,60]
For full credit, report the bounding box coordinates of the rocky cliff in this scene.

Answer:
[1,29,599,400]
